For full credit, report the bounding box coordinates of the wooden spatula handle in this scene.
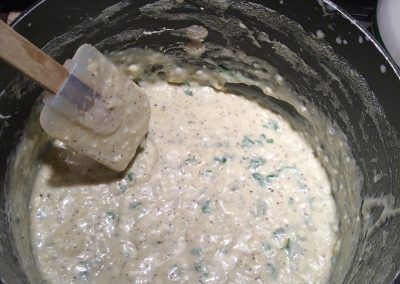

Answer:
[0,20,68,93]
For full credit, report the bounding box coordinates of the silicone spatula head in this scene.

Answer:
[40,44,151,172]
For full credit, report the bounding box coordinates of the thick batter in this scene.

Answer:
[30,81,337,283]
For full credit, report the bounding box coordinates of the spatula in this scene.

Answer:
[0,20,151,172]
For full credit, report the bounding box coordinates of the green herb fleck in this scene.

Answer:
[263,119,279,130]
[185,155,199,166]
[117,181,128,194]
[262,243,272,252]
[277,165,296,173]
[201,200,212,213]
[191,247,203,255]
[201,169,213,176]
[282,237,294,259]
[184,89,193,96]
[242,136,263,148]
[194,261,209,276]
[252,172,277,187]
[129,201,142,209]
[214,155,232,164]
[283,238,291,252]
[272,228,286,240]
[183,81,193,96]
[125,172,135,182]
[266,263,278,279]
[260,134,274,144]
[168,264,182,281]
[106,211,117,220]
[252,173,267,187]
[242,136,255,148]
[249,157,266,169]
[331,255,337,266]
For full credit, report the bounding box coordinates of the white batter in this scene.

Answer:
[30,81,337,283]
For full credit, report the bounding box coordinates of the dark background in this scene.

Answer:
[0,0,379,28]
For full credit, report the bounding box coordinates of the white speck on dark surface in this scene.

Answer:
[316,29,325,39]
[373,169,384,183]
[238,21,247,29]
[0,114,11,120]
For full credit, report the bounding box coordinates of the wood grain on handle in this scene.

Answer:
[0,20,68,93]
